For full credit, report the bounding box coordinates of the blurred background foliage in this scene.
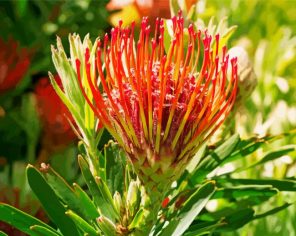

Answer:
[0,0,295,235]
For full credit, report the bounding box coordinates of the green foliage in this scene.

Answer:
[0,204,59,236]
[159,181,216,236]
[1,131,295,235]
[1,0,295,235]
[26,165,80,236]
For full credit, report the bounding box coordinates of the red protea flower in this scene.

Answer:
[35,76,76,159]
[0,38,30,94]
[76,13,238,190]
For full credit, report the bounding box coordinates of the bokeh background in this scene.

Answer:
[0,0,295,235]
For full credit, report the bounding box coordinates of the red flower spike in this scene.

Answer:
[0,38,31,94]
[77,15,238,187]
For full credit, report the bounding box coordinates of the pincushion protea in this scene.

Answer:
[51,12,237,233]
[74,13,238,191]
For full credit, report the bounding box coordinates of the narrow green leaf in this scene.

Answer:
[161,181,216,236]
[192,134,240,183]
[212,185,278,199]
[128,208,145,230]
[30,225,61,236]
[0,231,8,236]
[199,197,270,221]
[221,137,267,165]
[41,165,98,221]
[66,210,99,236]
[95,176,120,220]
[216,178,296,192]
[105,141,126,195]
[78,155,116,221]
[73,183,99,219]
[0,203,59,236]
[27,165,79,236]
[49,73,87,140]
[211,134,240,162]
[169,0,179,16]
[235,146,295,172]
[96,216,117,236]
[253,202,293,220]
[184,222,225,236]
[218,208,255,231]
[186,144,206,173]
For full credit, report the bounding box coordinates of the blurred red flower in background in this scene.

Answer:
[35,76,76,160]
[0,38,31,94]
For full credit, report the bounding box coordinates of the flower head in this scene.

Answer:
[0,38,30,94]
[75,13,238,186]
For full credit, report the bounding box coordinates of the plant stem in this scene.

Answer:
[131,182,168,236]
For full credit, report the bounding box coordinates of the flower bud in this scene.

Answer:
[126,180,139,217]
[113,191,123,215]
[96,216,117,236]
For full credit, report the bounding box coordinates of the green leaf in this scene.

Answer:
[218,208,255,231]
[66,210,99,236]
[169,0,179,16]
[199,197,269,222]
[220,136,269,165]
[30,225,61,236]
[253,202,293,220]
[0,231,8,236]
[216,178,296,192]
[212,185,278,199]
[95,176,120,220]
[49,73,87,140]
[27,165,79,236]
[104,141,126,195]
[184,222,225,236]
[78,155,117,221]
[128,208,146,230]
[41,165,99,221]
[160,181,216,236]
[192,134,240,183]
[97,216,117,236]
[0,203,59,236]
[73,183,100,219]
[186,144,207,173]
[234,146,295,172]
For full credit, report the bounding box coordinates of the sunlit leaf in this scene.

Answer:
[26,165,79,236]
[0,203,59,236]
[160,181,216,236]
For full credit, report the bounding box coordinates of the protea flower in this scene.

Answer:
[0,38,30,94]
[74,13,237,191]
[35,76,76,161]
[51,12,237,234]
